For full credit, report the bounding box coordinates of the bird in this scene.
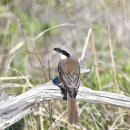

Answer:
[54,47,80,124]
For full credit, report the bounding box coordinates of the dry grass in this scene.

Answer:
[0,0,130,130]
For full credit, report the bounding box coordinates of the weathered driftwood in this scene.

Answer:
[0,80,130,130]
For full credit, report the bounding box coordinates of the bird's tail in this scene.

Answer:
[67,97,79,124]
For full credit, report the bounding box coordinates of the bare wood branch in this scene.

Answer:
[0,81,130,129]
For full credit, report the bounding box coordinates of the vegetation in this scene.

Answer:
[0,0,130,129]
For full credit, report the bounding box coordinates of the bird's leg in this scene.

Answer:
[60,87,67,100]
[52,76,67,100]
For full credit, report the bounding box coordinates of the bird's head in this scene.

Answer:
[54,48,70,59]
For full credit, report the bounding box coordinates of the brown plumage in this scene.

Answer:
[58,57,80,124]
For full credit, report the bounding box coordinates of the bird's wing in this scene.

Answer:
[58,59,80,97]
[59,72,80,97]
[63,73,80,88]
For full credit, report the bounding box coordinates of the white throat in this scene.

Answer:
[60,53,67,59]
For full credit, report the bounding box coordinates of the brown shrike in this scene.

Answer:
[54,48,80,124]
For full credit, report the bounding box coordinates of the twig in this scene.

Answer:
[80,28,92,61]
[0,76,29,81]
[9,23,84,55]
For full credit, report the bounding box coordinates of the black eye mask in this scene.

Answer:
[54,48,70,58]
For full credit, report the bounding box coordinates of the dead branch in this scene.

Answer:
[0,80,130,129]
